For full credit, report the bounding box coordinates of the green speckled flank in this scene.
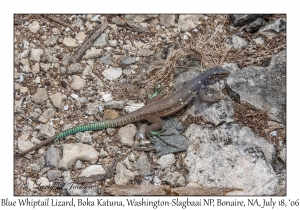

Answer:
[56,120,112,139]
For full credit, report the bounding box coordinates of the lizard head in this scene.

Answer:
[206,67,230,85]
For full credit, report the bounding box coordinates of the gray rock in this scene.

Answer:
[62,37,78,47]
[157,154,176,169]
[258,18,286,39]
[30,157,45,172]
[83,47,103,59]
[152,118,189,157]
[162,171,185,187]
[93,33,108,47]
[58,143,99,170]
[102,67,122,80]
[31,63,40,75]
[99,148,108,158]
[99,53,113,65]
[62,171,97,195]
[37,177,49,187]
[118,124,137,147]
[75,132,92,144]
[30,49,44,62]
[105,100,125,110]
[184,123,278,195]
[28,21,40,33]
[115,162,136,185]
[18,140,34,153]
[20,59,31,73]
[108,40,118,47]
[120,56,136,65]
[50,92,67,108]
[225,50,286,123]
[38,108,56,123]
[137,48,153,57]
[67,63,83,74]
[29,109,41,120]
[159,15,175,27]
[33,88,48,105]
[231,35,248,49]
[74,160,82,169]
[45,147,62,168]
[47,170,61,181]
[85,101,102,115]
[135,152,152,176]
[71,75,86,90]
[38,124,56,139]
[42,48,58,63]
[174,69,199,89]
[178,15,203,32]
[79,165,106,177]
[230,14,269,27]
[246,17,266,33]
[40,63,51,71]
[44,36,59,47]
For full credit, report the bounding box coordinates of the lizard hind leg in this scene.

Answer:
[144,115,177,147]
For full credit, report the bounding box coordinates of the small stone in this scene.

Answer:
[28,21,40,33]
[40,63,51,71]
[159,15,176,27]
[120,56,136,65]
[102,93,113,102]
[75,132,92,144]
[91,15,101,22]
[162,171,185,187]
[18,140,34,152]
[279,147,286,162]
[231,35,248,49]
[38,124,56,139]
[31,63,40,75]
[20,86,29,93]
[47,170,61,181]
[135,152,152,176]
[114,162,136,185]
[118,124,137,147]
[178,15,202,32]
[85,102,102,115]
[52,28,61,35]
[137,48,153,57]
[82,65,93,76]
[99,148,108,158]
[99,53,113,65]
[58,143,99,170]
[37,177,49,187]
[75,32,87,42]
[157,154,176,169]
[83,47,102,59]
[108,40,118,47]
[79,165,106,177]
[71,75,86,90]
[63,37,78,47]
[104,109,119,120]
[93,33,108,47]
[254,37,265,45]
[105,100,125,110]
[38,108,56,123]
[50,92,67,108]
[30,49,44,62]
[44,36,59,46]
[74,160,82,169]
[33,88,48,105]
[67,63,83,74]
[153,176,162,185]
[102,67,122,80]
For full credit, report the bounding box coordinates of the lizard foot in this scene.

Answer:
[148,83,164,100]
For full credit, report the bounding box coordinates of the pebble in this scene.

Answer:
[38,108,56,123]
[118,124,137,147]
[105,100,125,110]
[99,53,113,65]
[44,36,59,46]
[114,162,136,185]
[62,37,78,47]
[99,148,108,158]
[71,75,86,90]
[135,152,152,176]
[75,31,87,42]
[102,93,113,102]
[120,56,136,65]
[157,154,176,169]
[108,40,118,47]
[31,63,40,75]
[79,165,106,177]
[52,28,61,35]
[18,140,34,152]
[75,132,92,144]
[38,124,56,139]
[86,102,102,115]
[20,87,29,93]
[50,92,67,108]
[137,48,153,57]
[58,143,99,170]
[162,171,185,187]
[93,33,108,47]
[102,67,122,80]
[91,15,101,22]
[178,15,201,32]
[254,37,265,45]
[83,47,103,59]
[159,15,175,27]
[47,170,61,181]
[32,88,48,105]
[30,49,44,62]
[28,21,40,33]
[37,177,50,187]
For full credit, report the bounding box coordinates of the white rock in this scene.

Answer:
[75,32,87,42]
[50,92,67,108]
[28,21,40,33]
[102,67,122,80]
[63,37,78,47]
[102,93,113,102]
[124,103,145,113]
[158,154,176,169]
[79,165,106,177]
[118,124,137,147]
[37,177,49,186]
[71,75,86,90]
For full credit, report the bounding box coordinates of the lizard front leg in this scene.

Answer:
[198,87,225,103]
[144,115,176,147]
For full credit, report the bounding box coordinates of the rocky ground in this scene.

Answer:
[14,14,286,196]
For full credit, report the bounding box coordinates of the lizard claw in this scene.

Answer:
[149,130,177,147]
[148,83,164,100]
